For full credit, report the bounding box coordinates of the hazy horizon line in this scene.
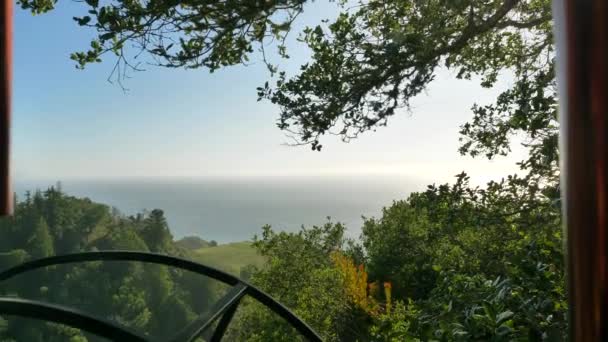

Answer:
[14,172,424,183]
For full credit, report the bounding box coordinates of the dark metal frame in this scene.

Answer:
[0,251,324,342]
[552,0,608,340]
[0,0,12,215]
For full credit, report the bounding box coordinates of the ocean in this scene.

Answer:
[14,176,421,243]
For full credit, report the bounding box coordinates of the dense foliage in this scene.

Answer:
[0,179,566,341]
[236,175,565,340]
[0,188,222,341]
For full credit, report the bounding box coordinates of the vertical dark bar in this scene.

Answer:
[553,0,608,340]
[0,0,12,215]
[210,299,240,342]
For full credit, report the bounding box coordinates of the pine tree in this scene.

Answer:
[27,217,54,259]
[140,209,173,253]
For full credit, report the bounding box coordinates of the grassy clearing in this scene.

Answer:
[191,241,266,276]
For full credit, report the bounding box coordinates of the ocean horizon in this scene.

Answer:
[14,175,422,243]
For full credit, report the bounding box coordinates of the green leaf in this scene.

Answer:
[100,33,115,41]
[495,310,514,324]
[73,16,91,26]
[495,325,513,337]
[482,301,495,321]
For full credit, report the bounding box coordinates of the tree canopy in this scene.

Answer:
[19,0,556,181]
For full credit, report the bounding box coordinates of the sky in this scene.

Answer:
[12,1,526,186]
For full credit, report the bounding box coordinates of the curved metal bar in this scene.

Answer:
[170,283,247,342]
[0,251,324,342]
[0,297,147,341]
[0,251,238,286]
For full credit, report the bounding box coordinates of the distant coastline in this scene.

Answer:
[14,175,419,243]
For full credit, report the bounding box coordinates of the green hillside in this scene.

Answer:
[191,241,265,276]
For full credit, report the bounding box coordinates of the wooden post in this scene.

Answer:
[553,0,608,340]
[0,0,12,216]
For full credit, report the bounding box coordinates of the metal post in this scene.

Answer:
[553,0,608,340]
[0,0,12,215]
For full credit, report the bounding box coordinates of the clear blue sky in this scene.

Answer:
[12,1,525,185]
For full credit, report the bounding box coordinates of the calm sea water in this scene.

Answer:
[14,176,420,243]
